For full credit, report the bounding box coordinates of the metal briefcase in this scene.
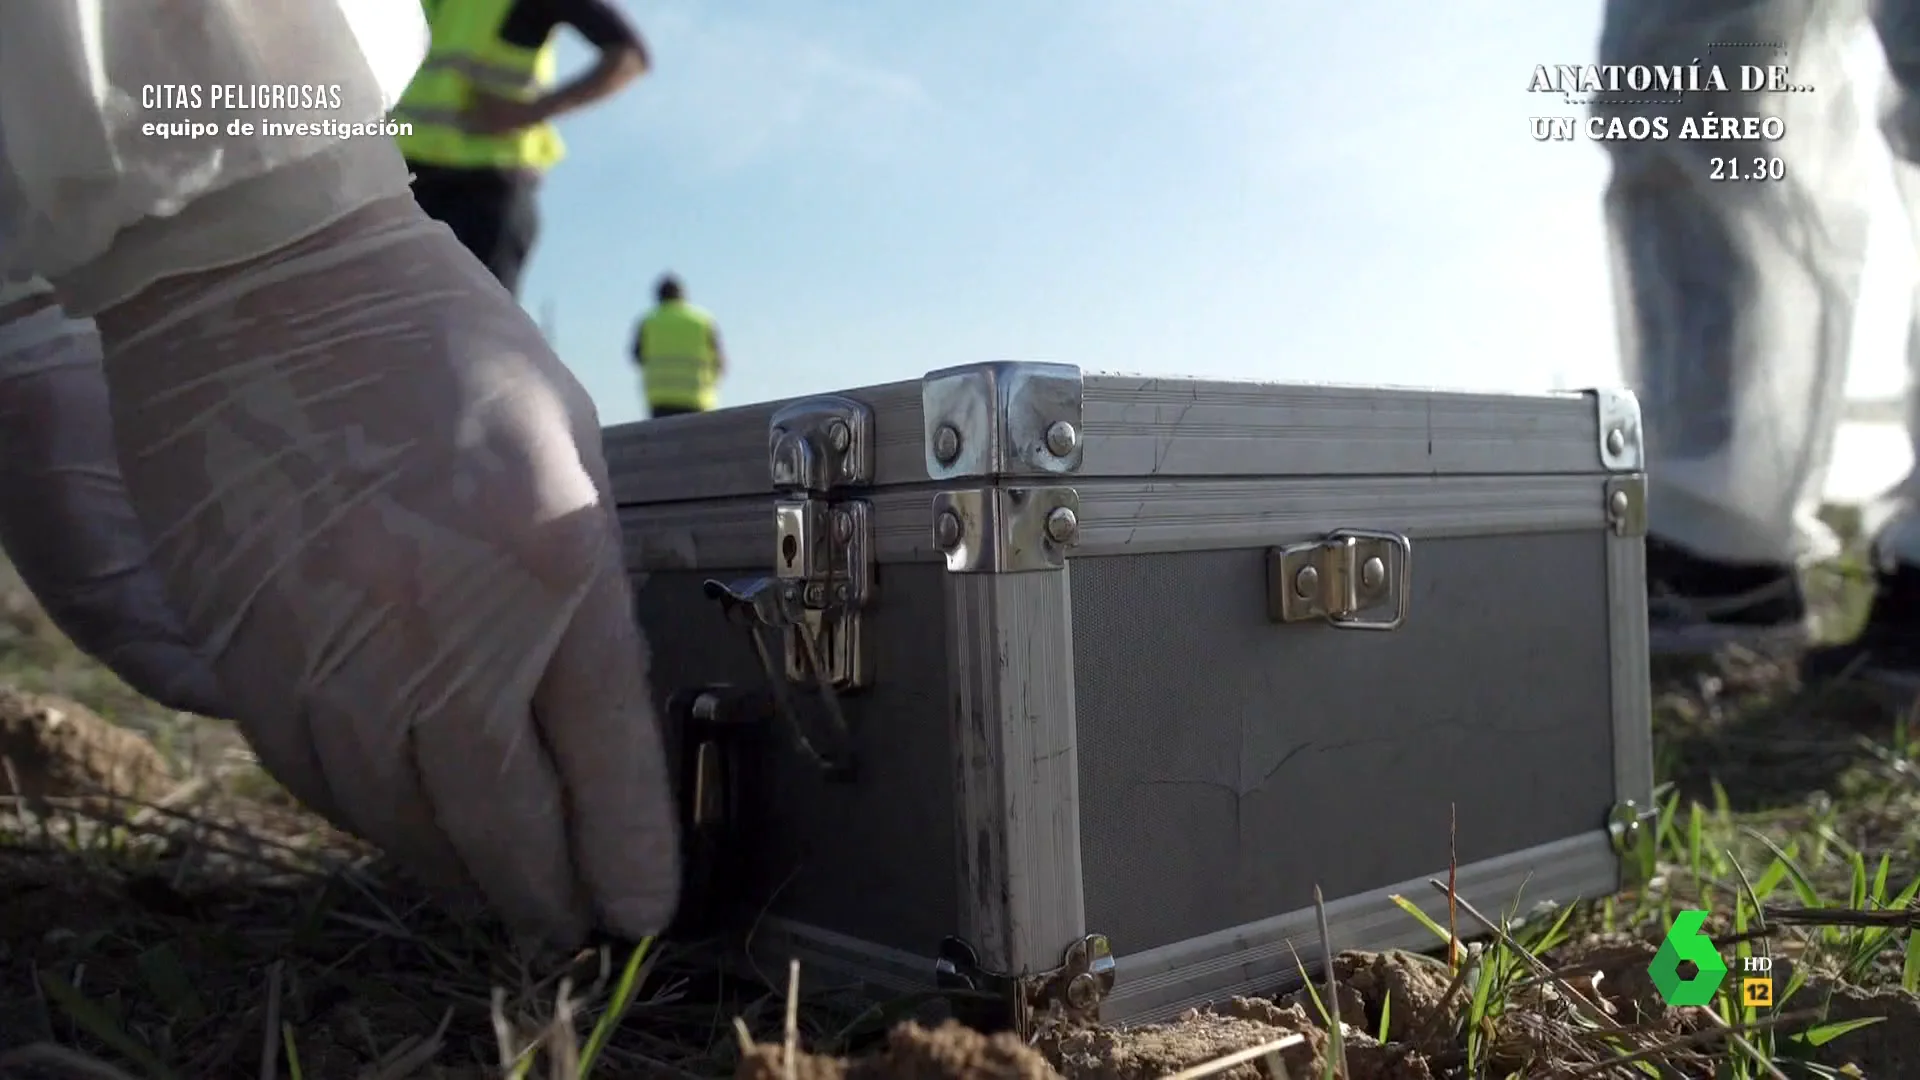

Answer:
[603,362,1654,1025]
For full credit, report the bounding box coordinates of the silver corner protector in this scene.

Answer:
[935,933,1115,1033]
[1588,387,1643,472]
[931,486,1079,572]
[922,362,1084,480]
[1605,475,1646,538]
[1605,800,1655,856]
[1607,800,1658,886]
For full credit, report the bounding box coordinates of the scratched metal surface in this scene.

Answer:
[1070,532,1612,952]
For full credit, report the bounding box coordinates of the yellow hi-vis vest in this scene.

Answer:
[638,301,720,411]
[393,0,565,172]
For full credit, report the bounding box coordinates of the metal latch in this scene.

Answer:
[702,578,858,778]
[702,395,876,778]
[706,394,875,690]
[934,934,1116,1035]
[1266,529,1412,630]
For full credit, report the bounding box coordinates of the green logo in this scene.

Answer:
[1650,909,1728,1006]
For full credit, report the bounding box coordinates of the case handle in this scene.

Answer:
[1265,529,1412,630]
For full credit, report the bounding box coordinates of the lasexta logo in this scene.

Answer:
[1649,909,1728,1006]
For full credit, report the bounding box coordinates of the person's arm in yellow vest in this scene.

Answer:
[709,325,727,377]
[470,0,647,133]
[529,0,650,126]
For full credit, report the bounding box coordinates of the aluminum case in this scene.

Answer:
[603,363,1654,1025]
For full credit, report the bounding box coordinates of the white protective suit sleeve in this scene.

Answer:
[0,2,426,314]
[0,2,679,945]
[0,296,227,718]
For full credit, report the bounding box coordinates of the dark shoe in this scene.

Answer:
[1646,536,1811,656]
[1803,562,1920,691]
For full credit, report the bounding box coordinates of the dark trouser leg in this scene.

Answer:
[406,166,541,298]
[649,405,699,420]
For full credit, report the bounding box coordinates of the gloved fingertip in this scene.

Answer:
[580,926,641,954]
[507,923,586,960]
[598,893,679,943]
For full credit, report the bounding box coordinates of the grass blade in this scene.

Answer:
[282,1022,304,1080]
[37,971,178,1080]
[1388,895,1452,946]
[578,937,654,1075]
[1796,1016,1885,1048]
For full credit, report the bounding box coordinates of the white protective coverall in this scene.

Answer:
[0,2,678,946]
[1596,0,1920,568]
[0,280,225,717]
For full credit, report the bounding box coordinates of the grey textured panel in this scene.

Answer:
[632,566,958,951]
[1073,534,1614,953]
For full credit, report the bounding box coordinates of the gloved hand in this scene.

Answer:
[0,299,227,717]
[88,195,679,945]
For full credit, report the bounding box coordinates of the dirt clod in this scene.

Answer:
[0,687,169,802]
[1552,937,1668,1024]
[736,1021,1056,1080]
[1288,950,1460,1058]
[1814,984,1920,1076]
[1047,1004,1322,1079]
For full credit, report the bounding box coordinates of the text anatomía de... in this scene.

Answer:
[1528,62,1802,95]
[141,84,345,111]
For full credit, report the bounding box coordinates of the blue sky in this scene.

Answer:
[521,0,1913,429]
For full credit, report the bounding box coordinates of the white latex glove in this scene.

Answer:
[0,299,227,717]
[90,195,679,945]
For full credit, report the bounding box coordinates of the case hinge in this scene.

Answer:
[1266,529,1413,630]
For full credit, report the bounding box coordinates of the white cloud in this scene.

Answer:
[1065,0,1611,197]
[617,2,929,176]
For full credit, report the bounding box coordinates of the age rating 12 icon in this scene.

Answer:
[1742,956,1776,1007]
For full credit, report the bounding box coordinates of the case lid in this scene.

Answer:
[602,363,1640,506]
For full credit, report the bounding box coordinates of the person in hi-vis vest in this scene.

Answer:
[633,275,725,418]
[392,0,648,296]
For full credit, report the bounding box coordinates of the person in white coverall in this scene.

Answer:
[0,2,678,946]
[0,284,225,718]
[1596,0,1920,684]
